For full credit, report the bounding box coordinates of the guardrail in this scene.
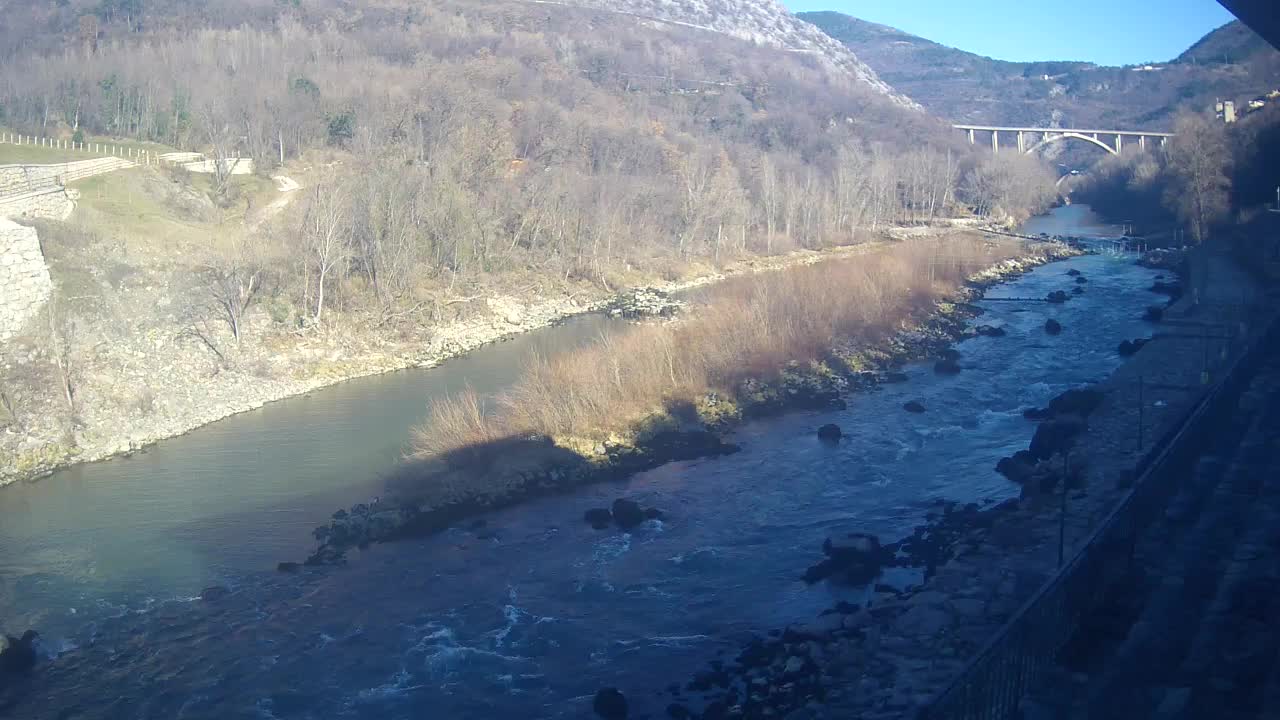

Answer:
[917,306,1279,720]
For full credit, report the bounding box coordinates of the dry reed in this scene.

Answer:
[413,235,1032,459]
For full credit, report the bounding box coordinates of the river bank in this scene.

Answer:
[1,209,1173,720]
[303,238,1082,566]
[2,237,923,488]
[658,249,1273,719]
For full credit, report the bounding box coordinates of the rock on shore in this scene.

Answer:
[1138,247,1185,270]
[297,243,1084,567]
[604,289,684,319]
[803,533,888,585]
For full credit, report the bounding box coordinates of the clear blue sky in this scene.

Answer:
[785,0,1238,66]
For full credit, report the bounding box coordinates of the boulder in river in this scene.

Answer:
[1075,275,1089,284]
[1067,269,1082,276]
[934,358,962,375]
[1046,290,1070,304]
[584,508,613,530]
[593,687,629,719]
[1143,305,1164,323]
[276,562,301,574]
[0,630,38,676]
[610,499,646,530]
[975,325,1007,337]
[1044,318,1063,335]
[903,401,927,414]
[881,371,910,384]
[1072,286,1085,295]
[817,424,843,443]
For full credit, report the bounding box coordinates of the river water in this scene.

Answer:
[1,207,1147,719]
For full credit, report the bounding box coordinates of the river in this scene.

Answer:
[1,206,1150,719]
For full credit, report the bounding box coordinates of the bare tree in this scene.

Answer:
[1163,112,1232,243]
[200,236,265,342]
[298,177,352,326]
[47,296,80,428]
[198,105,246,201]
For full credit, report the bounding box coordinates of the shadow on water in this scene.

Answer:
[0,313,625,637]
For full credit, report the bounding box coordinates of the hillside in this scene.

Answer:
[547,0,917,107]
[0,0,913,107]
[1,0,1063,482]
[802,12,1280,131]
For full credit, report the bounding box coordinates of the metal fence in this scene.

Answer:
[917,307,1280,720]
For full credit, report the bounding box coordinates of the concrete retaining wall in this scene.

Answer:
[0,218,53,342]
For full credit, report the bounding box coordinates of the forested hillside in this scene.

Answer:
[803,12,1280,130]
[0,0,1060,482]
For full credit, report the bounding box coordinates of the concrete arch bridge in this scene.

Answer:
[954,125,1175,156]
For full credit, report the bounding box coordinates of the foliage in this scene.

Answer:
[1072,107,1280,241]
[1162,113,1232,243]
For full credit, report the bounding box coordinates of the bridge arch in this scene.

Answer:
[1025,132,1118,156]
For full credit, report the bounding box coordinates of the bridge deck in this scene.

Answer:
[953,124,1175,137]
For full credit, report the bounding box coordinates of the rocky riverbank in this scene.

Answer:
[300,242,1082,567]
[653,251,1272,720]
[0,239,906,488]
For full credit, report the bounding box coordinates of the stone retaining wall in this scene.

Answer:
[0,188,75,221]
[0,165,59,196]
[0,218,53,342]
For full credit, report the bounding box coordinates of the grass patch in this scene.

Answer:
[0,144,85,164]
[413,234,1039,461]
[68,167,279,260]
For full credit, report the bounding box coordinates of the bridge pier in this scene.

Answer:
[952,125,1174,155]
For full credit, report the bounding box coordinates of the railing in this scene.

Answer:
[917,307,1280,720]
[1,131,155,164]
